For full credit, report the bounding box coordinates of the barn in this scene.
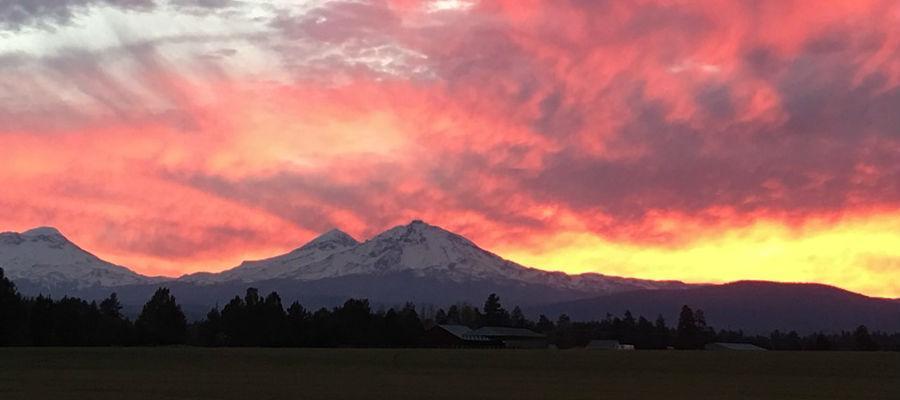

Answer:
[473,327,548,349]
[705,342,767,351]
[420,325,499,348]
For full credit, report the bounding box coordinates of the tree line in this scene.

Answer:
[1,269,898,350]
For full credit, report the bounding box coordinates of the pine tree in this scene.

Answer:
[0,268,25,345]
[675,305,698,349]
[535,314,554,333]
[854,325,878,351]
[136,287,187,345]
[482,293,509,326]
[100,293,123,319]
[510,306,527,328]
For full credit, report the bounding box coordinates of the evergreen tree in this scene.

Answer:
[433,308,448,325]
[261,292,287,346]
[446,305,461,325]
[653,315,670,349]
[675,305,698,349]
[812,333,832,351]
[99,293,123,319]
[198,307,224,346]
[854,325,878,351]
[136,288,187,345]
[0,268,25,345]
[510,306,527,328]
[286,301,310,346]
[553,314,575,349]
[221,294,248,345]
[482,293,510,326]
[694,309,715,346]
[395,302,424,346]
[334,299,373,346]
[535,314,554,333]
[97,293,132,345]
[458,304,483,328]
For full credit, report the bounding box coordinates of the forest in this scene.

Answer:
[2,268,898,350]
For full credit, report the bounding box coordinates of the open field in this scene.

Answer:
[1,348,899,400]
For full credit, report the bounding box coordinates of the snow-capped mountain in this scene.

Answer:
[181,229,360,284]
[0,227,156,291]
[181,220,686,296]
[2,221,687,312]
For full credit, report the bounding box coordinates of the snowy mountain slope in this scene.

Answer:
[0,227,158,290]
[3,221,687,307]
[183,220,687,296]
[180,229,359,284]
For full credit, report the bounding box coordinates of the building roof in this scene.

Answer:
[435,325,493,342]
[706,342,767,351]
[473,326,546,338]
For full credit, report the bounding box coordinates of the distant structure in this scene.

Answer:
[421,325,497,348]
[705,342,767,351]
[421,325,547,348]
[585,340,635,350]
[473,327,548,349]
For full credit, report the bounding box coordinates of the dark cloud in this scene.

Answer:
[170,0,237,9]
[5,0,900,245]
[169,0,242,15]
[0,0,155,30]
[272,0,401,43]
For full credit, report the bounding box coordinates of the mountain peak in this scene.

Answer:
[376,220,463,243]
[22,226,64,237]
[300,228,359,251]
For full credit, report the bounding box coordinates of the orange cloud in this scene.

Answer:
[2,0,900,297]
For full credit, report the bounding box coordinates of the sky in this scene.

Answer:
[2,0,900,298]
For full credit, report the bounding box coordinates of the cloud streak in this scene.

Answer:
[2,0,900,296]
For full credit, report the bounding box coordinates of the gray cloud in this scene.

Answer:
[0,0,155,30]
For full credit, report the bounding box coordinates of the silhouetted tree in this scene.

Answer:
[97,293,132,345]
[854,325,879,351]
[261,292,287,346]
[482,294,510,326]
[535,314,554,333]
[334,299,373,346]
[389,303,424,346]
[553,314,577,348]
[0,268,26,345]
[675,305,699,349]
[286,301,310,346]
[510,306,527,328]
[652,315,670,349]
[433,308,448,325]
[457,303,483,328]
[136,288,187,345]
[197,307,224,346]
[5,282,900,351]
[812,333,832,351]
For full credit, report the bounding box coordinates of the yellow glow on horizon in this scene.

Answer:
[499,213,900,298]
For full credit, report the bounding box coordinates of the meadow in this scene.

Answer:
[1,348,898,400]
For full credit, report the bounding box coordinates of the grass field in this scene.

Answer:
[1,348,898,400]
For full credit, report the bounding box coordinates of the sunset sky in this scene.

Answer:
[2,0,900,297]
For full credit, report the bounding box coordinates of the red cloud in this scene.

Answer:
[2,0,900,296]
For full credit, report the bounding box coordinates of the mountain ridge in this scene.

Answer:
[180,220,689,295]
[5,221,898,332]
[0,227,159,291]
[534,280,900,333]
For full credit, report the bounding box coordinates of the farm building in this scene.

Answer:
[473,327,548,349]
[585,340,635,350]
[705,342,767,351]
[420,325,499,348]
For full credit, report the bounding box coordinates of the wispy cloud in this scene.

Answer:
[3,0,900,296]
